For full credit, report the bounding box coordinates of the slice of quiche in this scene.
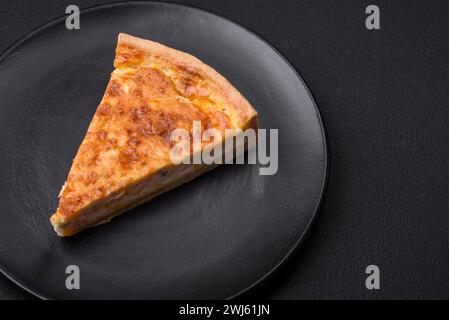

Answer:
[50,33,258,236]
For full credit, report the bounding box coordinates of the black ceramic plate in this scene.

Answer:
[0,2,327,299]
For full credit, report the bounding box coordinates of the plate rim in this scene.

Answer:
[0,0,328,300]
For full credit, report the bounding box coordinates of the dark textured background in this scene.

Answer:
[1,0,449,300]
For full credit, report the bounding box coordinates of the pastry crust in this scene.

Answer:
[50,33,258,236]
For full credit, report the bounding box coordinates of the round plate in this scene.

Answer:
[0,2,327,299]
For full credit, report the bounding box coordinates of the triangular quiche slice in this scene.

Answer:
[50,33,258,236]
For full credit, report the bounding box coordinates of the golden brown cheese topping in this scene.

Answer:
[57,42,234,218]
